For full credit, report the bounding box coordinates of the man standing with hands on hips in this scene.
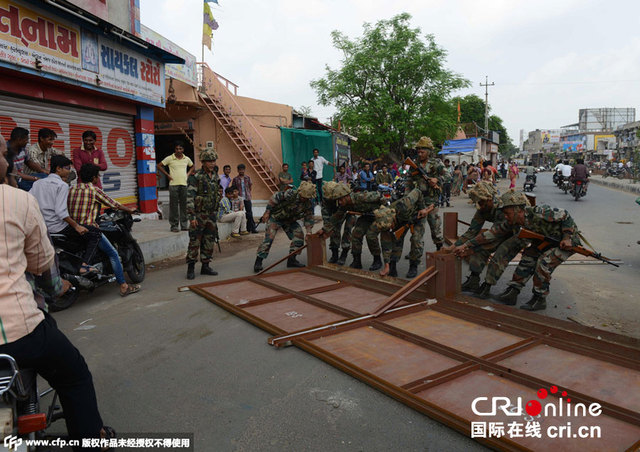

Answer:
[312,148,334,204]
[158,141,194,232]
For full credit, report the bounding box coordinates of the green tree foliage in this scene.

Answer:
[311,13,469,157]
[452,94,514,158]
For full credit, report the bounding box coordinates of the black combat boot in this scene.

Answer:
[388,261,398,277]
[337,249,349,266]
[495,287,519,305]
[406,261,419,278]
[350,254,362,269]
[287,256,305,268]
[369,255,382,271]
[520,294,547,311]
[201,263,218,276]
[186,262,195,280]
[253,257,263,273]
[461,272,480,292]
[475,282,493,299]
[328,248,339,264]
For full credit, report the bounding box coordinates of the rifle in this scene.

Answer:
[346,210,374,218]
[404,158,441,191]
[393,215,421,240]
[517,228,619,267]
[214,227,221,253]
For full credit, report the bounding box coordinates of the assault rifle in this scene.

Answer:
[404,158,441,191]
[517,228,619,267]
[346,211,374,218]
[393,215,420,240]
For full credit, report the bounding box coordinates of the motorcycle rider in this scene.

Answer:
[68,163,141,297]
[30,155,101,275]
[560,160,572,185]
[553,159,563,185]
[570,158,589,195]
[0,149,115,449]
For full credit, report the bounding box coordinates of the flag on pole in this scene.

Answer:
[203,1,218,50]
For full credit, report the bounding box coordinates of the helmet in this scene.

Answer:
[500,190,528,209]
[373,205,396,231]
[322,181,340,200]
[468,181,498,208]
[332,182,352,199]
[415,136,434,150]
[298,181,317,199]
[199,149,218,162]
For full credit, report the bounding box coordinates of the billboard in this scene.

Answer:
[562,142,584,152]
[140,24,197,87]
[541,129,561,145]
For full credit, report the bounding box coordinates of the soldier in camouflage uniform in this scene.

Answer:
[321,182,356,265]
[466,191,580,311]
[450,181,525,299]
[408,137,445,251]
[186,149,222,280]
[373,188,434,278]
[319,185,385,271]
[253,181,316,272]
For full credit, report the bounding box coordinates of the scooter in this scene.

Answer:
[523,174,536,192]
[46,210,145,312]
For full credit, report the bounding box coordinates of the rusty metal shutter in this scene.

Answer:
[0,94,137,206]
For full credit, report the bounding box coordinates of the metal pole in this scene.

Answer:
[479,76,494,137]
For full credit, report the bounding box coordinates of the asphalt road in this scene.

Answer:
[46,174,639,450]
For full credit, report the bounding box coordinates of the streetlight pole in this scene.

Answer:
[479,76,494,137]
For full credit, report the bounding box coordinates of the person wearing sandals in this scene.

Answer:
[68,164,141,297]
[30,155,102,276]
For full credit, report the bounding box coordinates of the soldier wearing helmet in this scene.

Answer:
[186,149,221,280]
[253,181,316,272]
[321,182,356,265]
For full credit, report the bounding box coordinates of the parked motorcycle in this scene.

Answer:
[46,210,144,312]
[602,167,626,179]
[0,354,63,450]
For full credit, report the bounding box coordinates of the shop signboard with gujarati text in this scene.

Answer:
[0,0,165,106]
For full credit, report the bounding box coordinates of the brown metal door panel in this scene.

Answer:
[497,344,640,413]
[243,298,347,332]
[201,281,284,305]
[310,286,391,314]
[416,370,640,451]
[260,272,339,291]
[311,326,463,386]
[384,310,524,357]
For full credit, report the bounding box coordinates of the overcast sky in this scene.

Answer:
[140,0,640,146]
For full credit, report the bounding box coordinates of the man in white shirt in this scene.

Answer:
[311,148,334,203]
[561,160,572,178]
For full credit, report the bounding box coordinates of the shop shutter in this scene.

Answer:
[0,94,138,206]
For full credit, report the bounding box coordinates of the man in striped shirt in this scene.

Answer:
[68,163,140,297]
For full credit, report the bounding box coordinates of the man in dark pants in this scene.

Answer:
[232,163,257,233]
[0,149,112,450]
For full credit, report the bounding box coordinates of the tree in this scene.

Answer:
[297,106,313,117]
[311,13,469,157]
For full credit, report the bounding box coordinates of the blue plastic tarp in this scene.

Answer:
[439,137,477,155]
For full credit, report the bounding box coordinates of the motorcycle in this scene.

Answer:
[0,354,63,450]
[571,180,587,201]
[560,177,571,194]
[523,174,536,192]
[47,210,145,312]
[602,167,625,179]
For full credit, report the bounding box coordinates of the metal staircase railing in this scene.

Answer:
[197,63,280,193]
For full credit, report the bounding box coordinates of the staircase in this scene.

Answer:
[197,63,280,193]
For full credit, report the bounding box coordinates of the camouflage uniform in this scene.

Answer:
[409,156,445,247]
[257,188,314,259]
[321,198,355,251]
[186,167,221,264]
[377,188,426,264]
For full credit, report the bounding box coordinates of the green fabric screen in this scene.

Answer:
[280,127,334,187]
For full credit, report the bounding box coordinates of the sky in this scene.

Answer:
[139,0,640,146]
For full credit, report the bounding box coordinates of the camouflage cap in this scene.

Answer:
[415,136,434,150]
[500,190,528,209]
[199,149,218,162]
[332,182,352,198]
[322,181,340,200]
[373,205,396,231]
[298,181,317,199]
[468,181,497,204]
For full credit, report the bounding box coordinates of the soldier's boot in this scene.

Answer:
[201,263,218,276]
[436,243,443,251]
[369,255,382,271]
[337,249,349,266]
[406,261,419,278]
[494,287,519,306]
[461,272,480,292]
[287,256,305,268]
[475,282,493,299]
[186,262,195,280]
[350,254,362,269]
[328,247,339,264]
[253,257,263,273]
[520,293,547,311]
[388,261,398,277]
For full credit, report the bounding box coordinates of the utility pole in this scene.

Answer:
[479,76,494,137]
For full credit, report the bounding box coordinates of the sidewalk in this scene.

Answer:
[589,174,640,194]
